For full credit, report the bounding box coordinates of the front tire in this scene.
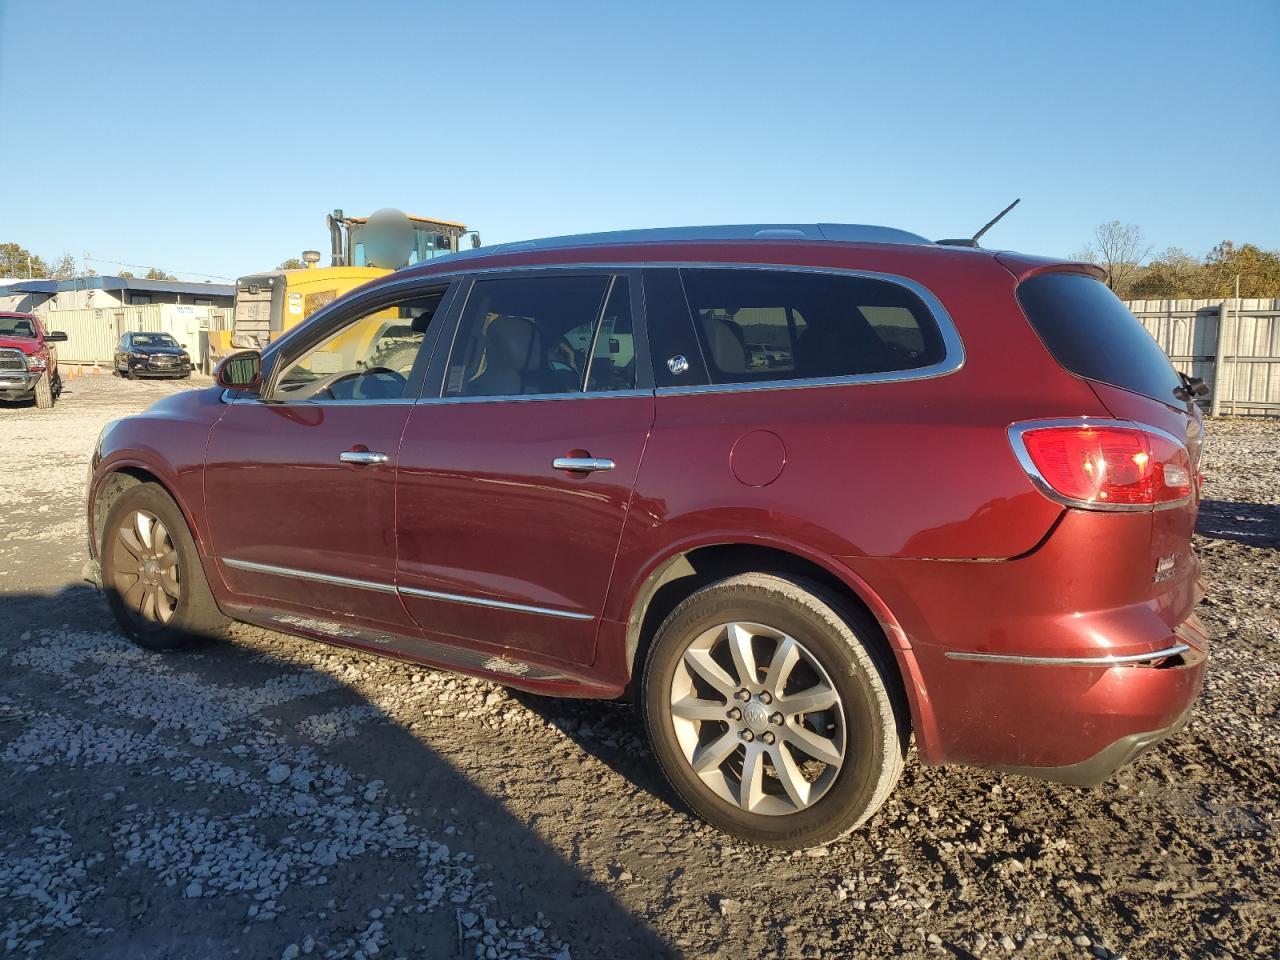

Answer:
[642,573,908,848]
[101,483,229,650]
[33,373,53,408]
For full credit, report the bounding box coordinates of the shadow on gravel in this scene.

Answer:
[1197,499,1280,548]
[0,585,675,959]
[506,690,687,814]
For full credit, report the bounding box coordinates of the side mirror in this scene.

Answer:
[215,350,263,392]
[470,232,482,249]
[44,331,68,342]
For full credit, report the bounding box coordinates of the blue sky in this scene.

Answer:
[2,0,1278,281]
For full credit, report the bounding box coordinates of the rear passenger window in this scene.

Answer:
[677,268,946,386]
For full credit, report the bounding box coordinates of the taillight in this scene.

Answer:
[1010,419,1193,511]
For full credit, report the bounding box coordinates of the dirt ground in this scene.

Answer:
[1,373,1276,960]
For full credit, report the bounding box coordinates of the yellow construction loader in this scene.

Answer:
[209,208,476,363]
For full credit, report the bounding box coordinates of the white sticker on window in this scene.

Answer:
[446,365,466,394]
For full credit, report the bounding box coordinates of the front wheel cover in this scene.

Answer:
[101,484,226,650]
[643,573,908,848]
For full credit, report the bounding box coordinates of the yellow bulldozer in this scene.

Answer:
[209,208,476,362]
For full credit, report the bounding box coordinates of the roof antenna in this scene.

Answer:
[937,198,1021,248]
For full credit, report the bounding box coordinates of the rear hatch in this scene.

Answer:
[1006,263,1204,637]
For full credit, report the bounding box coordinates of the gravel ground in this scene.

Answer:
[1,374,1276,959]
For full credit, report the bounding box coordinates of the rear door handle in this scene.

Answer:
[552,456,615,473]
[340,450,389,465]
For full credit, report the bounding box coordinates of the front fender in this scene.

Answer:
[87,388,225,559]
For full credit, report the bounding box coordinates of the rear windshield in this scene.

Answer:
[1017,272,1183,405]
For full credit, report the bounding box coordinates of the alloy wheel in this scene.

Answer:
[112,509,181,629]
[668,621,846,815]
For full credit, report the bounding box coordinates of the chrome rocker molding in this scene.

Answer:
[222,557,398,594]
[945,643,1190,666]
[220,557,593,622]
[397,586,594,621]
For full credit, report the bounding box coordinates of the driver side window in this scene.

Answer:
[274,292,443,402]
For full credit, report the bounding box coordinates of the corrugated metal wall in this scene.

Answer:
[1126,298,1280,416]
[42,305,231,368]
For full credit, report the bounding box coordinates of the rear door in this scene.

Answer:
[205,281,455,630]
[395,270,653,665]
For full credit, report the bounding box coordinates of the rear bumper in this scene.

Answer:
[841,508,1209,779]
[993,697,1196,787]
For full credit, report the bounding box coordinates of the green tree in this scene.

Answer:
[47,253,78,279]
[1128,247,1203,300]
[0,242,49,278]
[1199,241,1280,299]
[277,258,305,270]
[143,267,178,281]
[118,270,135,279]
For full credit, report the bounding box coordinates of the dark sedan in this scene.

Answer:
[114,332,192,379]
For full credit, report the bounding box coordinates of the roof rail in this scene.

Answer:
[435,223,933,262]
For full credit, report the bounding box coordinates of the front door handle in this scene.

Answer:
[552,456,615,473]
[340,450,389,465]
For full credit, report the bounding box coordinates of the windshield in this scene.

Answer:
[133,334,179,348]
[0,316,38,338]
[349,222,455,268]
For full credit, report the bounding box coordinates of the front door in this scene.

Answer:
[396,271,653,665]
[205,284,452,630]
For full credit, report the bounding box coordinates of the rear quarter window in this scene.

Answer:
[673,268,946,386]
[1016,272,1183,406]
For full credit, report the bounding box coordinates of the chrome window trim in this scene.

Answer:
[221,392,419,406]
[221,557,398,595]
[220,557,594,622]
[1007,417,1195,513]
[415,387,651,406]
[398,585,594,621]
[652,263,964,395]
[945,643,1190,666]
[323,261,962,401]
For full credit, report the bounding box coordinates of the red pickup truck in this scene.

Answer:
[0,312,68,408]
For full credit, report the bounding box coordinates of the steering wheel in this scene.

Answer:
[282,366,407,402]
[347,366,407,400]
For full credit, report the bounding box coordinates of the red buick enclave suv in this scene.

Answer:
[86,224,1209,847]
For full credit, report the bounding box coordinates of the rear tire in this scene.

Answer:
[101,483,229,650]
[33,373,53,408]
[642,573,908,848]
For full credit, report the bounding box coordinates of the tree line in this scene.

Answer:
[0,243,180,281]
[1,241,307,282]
[1072,222,1280,301]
